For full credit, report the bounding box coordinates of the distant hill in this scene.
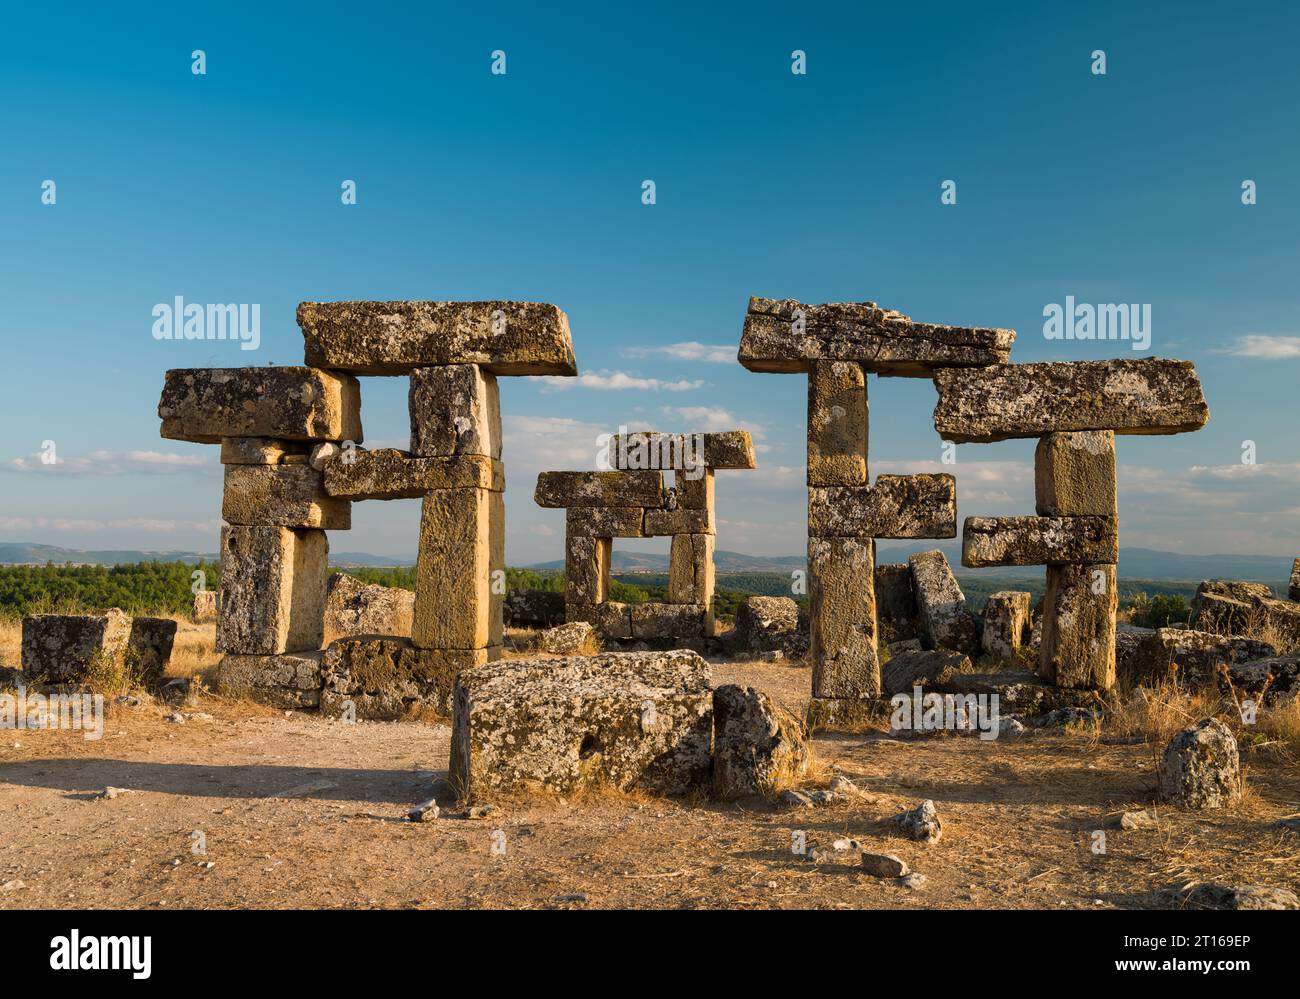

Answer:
[0,541,414,568]
[528,550,807,573]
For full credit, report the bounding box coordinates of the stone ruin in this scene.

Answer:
[736,295,1210,725]
[20,610,176,687]
[156,300,576,715]
[533,430,757,647]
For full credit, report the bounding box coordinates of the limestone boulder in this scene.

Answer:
[1223,653,1300,704]
[22,610,175,686]
[216,652,323,709]
[322,572,415,645]
[503,589,565,629]
[982,591,1032,658]
[712,685,810,800]
[320,637,497,719]
[540,621,594,655]
[882,649,971,697]
[1117,627,1276,689]
[732,596,801,654]
[909,550,979,654]
[1158,718,1242,810]
[630,602,706,640]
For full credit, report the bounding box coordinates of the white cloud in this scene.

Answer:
[1219,335,1300,358]
[5,450,212,475]
[658,406,765,437]
[530,370,703,392]
[624,342,735,363]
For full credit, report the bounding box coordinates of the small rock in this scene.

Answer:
[831,837,862,851]
[408,798,439,822]
[164,712,186,724]
[759,650,784,663]
[899,872,927,890]
[114,695,142,708]
[861,853,909,878]
[539,621,594,656]
[1,880,25,892]
[1161,881,1299,910]
[1114,808,1158,830]
[998,717,1026,739]
[828,775,863,795]
[894,799,942,844]
[466,805,494,820]
[1158,718,1242,810]
[1034,706,1099,728]
[807,789,841,807]
[554,893,588,904]
[778,789,814,809]
[101,786,132,799]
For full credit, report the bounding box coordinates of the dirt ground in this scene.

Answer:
[2,632,1297,910]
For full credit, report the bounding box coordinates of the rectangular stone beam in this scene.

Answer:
[159,367,362,444]
[297,300,576,376]
[566,507,646,538]
[808,536,879,698]
[808,475,956,538]
[933,359,1209,443]
[223,464,351,530]
[412,488,503,650]
[808,361,868,486]
[324,449,503,500]
[534,471,663,508]
[962,515,1118,568]
[739,297,1015,376]
[606,430,756,470]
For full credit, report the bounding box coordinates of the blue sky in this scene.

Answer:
[2,1,1299,564]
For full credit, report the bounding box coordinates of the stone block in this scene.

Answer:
[1039,563,1117,689]
[1117,627,1275,690]
[216,652,322,709]
[534,471,663,508]
[21,610,126,683]
[126,617,178,685]
[674,468,714,510]
[504,589,566,629]
[644,508,714,536]
[568,600,634,639]
[981,591,1032,658]
[158,367,362,444]
[874,563,918,638]
[909,550,980,654]
[933,359,1209,443]
[607,430,756,470]
[449,651,714,801]
[540,621,594,655]
[218,526,328,655]
[408,364,502,459]
[668,533,715,613]
[1159,718,1242,810]
[739,297,1015,376]
[881,649,972,698]
[320,637,498,719]
[808,475,956,538]
[297,300,577,376]
[222,464,351,529]
[808,535,879,698]
[324,449,503,499]
[220,437,311,465]
[566,507,645,538]
[630,602,707,639]
[322,572,415,645]
[192,590,219,623]
[1035,431,1117,517]
[564,535,610,608]
[732,596,801,654]
[807,360,867,486]
[962,516,1118,568]
[712,685,810,800]
[1291,559,1300,603]
[412,488,502,650]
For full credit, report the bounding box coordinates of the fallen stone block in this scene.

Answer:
[711,684,810,800]
[568,601,633,639]
[962,515,1117,568]
[607,430,756,470]
[322,572,415,645]
[1035,431,1116,517]
[218,526,329,655]
[449,651,714,800]
[982,591,1031,658]
[192,590,219,623]
[564,535,610,608]
[1188,580,1271,634]
[324,449,503,500]
[21,610,176,686]
[319,637,498,718]
[875,563,918,639]
[739,297,1014,375]
[807,361,867,486]
[216,651,323,708]
[1159,882,1299,911]
[881,649,971,698]
[158,367,362,444]
[413,488,503,650]
[808,475,956,538]
[909,550,979,654]
[668,533,714,610]
[1252,596,1300,653]
[126,618,178,686]
[219,437,311,465]
[732,596,801,654]
[630,602,706,640]
[809,535,879,698]
[1158,718,1242,810]
[408,364,501,459]
[223,463,351,530]
[503,589,565,629]
[1223,653,1300,703]
[933,358,1209,443]
[1117,627,1276,689]
[1039,563,1116,689]
[534,470,663,508]
[297,300,577,375]
[566,507,645,538]
[1291,559,1300,603]
[643,508,713,536]
[540,621,594,655]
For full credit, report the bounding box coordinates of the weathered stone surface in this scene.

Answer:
[220,437,311,465]
[981,591,1032,658]
[222,464,351,530]
[192,590,219,623]
[1158,718,1242,810]
[1223,653,1300,703]
[1291,559,1300,603]
[909,550,979,654]
[630,602,706,639]
[1253,596,1300,653]
[809,536,879,698]
[322,572,415,646]
[449,651,714,801]
[535,471,663,509]
[925,670,1105,716]
[564,535,610,608]
[643,508,713,536]
[413,488,502,650]
[1188,582,1300,652]
[1035,431,1116,517]
[933,359,1209,443]
[540,621,594,655]
[408,365,502,459]
[668,533,714,612]
[739,297,1015,375]
[159,367,363,444]
[504,588,565,629]
[126,618,178,685]
[319,637,497,718]
[861,853,910,878]
[1117,627,1275,689]
[216,652,322,708]
[809,475,956,538]
[566,507,645,538]
[674,468,714,510]
[297,300,577,376]
[568,601,634,639]
[712,685,810,800]
[21,610,175,685]
[962,516,1117,568]
[218,526,327,655]
[875,563,918,639]
[807,361,867,486]
[607,431,756,470]
[1039,563,1117,689]
[732,596,801,654]
[894,799,942,843]
[1160,882,1299,911]
[324,449,503,499]
[881,649,971,698]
